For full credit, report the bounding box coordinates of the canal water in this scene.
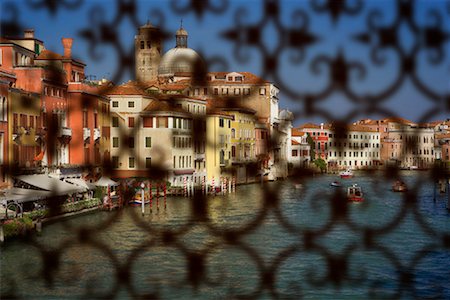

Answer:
[1,172,449,299]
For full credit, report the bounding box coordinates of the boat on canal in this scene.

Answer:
[330,181,342,187]
[392,180,407,192]
[347,184,363,202]
[340,168,353,179]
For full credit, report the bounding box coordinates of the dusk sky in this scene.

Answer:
[1,0,449,125]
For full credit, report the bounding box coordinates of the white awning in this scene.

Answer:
[64,178,91,190]
[16,174,85,195]
[0,187,52,203]
[94,176,119,187]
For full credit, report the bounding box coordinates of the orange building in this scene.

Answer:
[0,68,15,187]
[0,30,110,176]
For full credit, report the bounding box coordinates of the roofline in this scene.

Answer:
[140,111,192,118]
[0,41,36,55]
[4,36,44,43]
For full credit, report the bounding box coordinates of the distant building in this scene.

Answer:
[327,124,380,170]
[297,123,330,160]
[289,128,310,168]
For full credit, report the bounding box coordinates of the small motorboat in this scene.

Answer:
[340,168,353,179]
[347,184,363,202]
[392,180,407,192]
[129,199,150,206]
[330,181,341,187]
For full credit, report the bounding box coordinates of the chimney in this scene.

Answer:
[62,38,73,58]
[320,123,324,130]
[24,29,34,38]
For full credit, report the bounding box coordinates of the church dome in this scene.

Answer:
[158,47,205,76]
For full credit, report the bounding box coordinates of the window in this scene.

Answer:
[222,88,228,95]
[112,156,119,168]
[203,88,208,95]
[128,117,135,128]
[244,88,250,95]
[146,41,151,49]
[259,88,266,95]
[112,101,118,108]
[129,157,135,168]
[146,157,151,168]
[213,88,218,95]
[231,129,236,138]
[234,88,240,95]
[0,97,6,121]
[227,76,233,81]
[128,137,134,148]
[236,76,243,82]
[112,117,119,127]
[94,113,98,128]
[113,137,119,148]
[158,117,167,128]
[140,41,144,49]
[219,118,224,127]
[143,117,153,127]
[292,150,298,157]
[145,137,152,147]
[128,101,135,108]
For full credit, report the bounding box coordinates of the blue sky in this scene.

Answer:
[1,0,449,125]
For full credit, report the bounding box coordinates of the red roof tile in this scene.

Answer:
[36,49,64,60]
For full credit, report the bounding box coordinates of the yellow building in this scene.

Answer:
[205,111,232,187]
[8,88,41,169]
[226,108,257,184]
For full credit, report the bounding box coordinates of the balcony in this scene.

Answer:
[195,153,205,161]
[58,126,72,137]
[94,128,101,141]
[83,127,91,143]
[220,159,229,167]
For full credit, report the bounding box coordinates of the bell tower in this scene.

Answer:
[135,21,162,82]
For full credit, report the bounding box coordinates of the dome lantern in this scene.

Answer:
[176,20,188,48]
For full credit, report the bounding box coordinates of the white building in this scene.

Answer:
[327,124,381,170]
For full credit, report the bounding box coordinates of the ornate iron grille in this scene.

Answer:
[0,0,449,299]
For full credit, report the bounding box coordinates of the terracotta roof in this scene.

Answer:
[291,128,305,136]
[292,140,301,145]
[206,108,233,117]
[355,119,379,125]
[436,133,450,140]
[106,82,150,96]
[419,120,450,128]
[381,117,415,125]
[346,124,378,132]
[297,123,321,129]
[159,83,189,91]
[142,100,188,114]
[36,49,64,60]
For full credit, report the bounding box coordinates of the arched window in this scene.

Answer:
[231,146,236,158]
[231,129,235,139]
